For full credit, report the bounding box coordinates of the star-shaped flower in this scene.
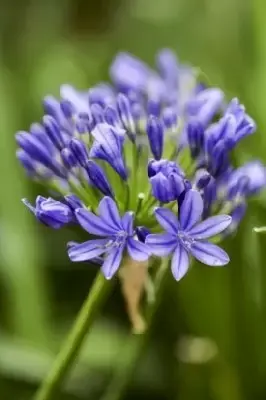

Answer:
[68,197,150,279]
[146,190,231,280]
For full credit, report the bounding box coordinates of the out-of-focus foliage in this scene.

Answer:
[0,0,266,399]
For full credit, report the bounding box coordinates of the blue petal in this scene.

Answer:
[154,207,179,234]
[190,241,230,266]
[180,190,203,231]
[43,115,64,150]
[86,161,114,197]
[117,93,136,137]
[187,88,224,127]
[98,197,122,231]
[17,149,37,176]
[121,212,134,234]
[75,208,116,236]
[146,116,164,160]
[188,215,232,239]
[127,238,150,261]
[90,123,127,180]
[68,239,108,262]
[91,122,125,145]
[69,138,88,167]
[156,49,178,86]
[101,245,125,279]
[64,194,85,211]
[110,52,150,92]
[60,84,89,114]
[145,233,177,256]
[150,173,171,202]
[171,241,189,281]
[61,147,78,169]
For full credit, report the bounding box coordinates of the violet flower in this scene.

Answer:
[146,190,231,280]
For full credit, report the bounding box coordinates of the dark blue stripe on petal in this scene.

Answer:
[190,241,230,266]
[75,208,116,236]
[180,190,203,231]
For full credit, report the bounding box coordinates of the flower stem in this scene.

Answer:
[33,272,111,400]
[100,258,170,400]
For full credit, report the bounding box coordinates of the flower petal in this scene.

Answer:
[101,245,124,279]
[190,241,230,266]
[121,212,134,234]
[127,238,150,261]
[154,207,179,234]
[75,208,116,236]
[188,215,232,239]
[68,239,108,262]
[171,241,189,281]
[146,233,177,256]
[98,197,122,231]
[180,189,203,231]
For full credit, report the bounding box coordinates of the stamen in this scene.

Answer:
[136,193,145,215]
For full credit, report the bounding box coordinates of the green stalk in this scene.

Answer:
[33,272,111,400]
[100,258,170,400]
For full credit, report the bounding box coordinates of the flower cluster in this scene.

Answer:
[17,49,266,280]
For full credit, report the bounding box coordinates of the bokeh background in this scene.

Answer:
[1,0,266,399]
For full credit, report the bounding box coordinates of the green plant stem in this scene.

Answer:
[100,259,170,400]
[33,272,111,400]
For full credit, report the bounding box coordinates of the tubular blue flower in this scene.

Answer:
[68,138,89,168]
[110,52,151,93]
[61,147,78,169]
[225,98,256,142]
[64,194,85,211]
[23,196,74,229]
[16,130,66,178]
[186,88,224,127]
[229,161,266,195]
[146,116,164,160]
[146,190,231,280]
[116,93,136,139]
[148,159,186,203]
[223,203,247,236]
[187,120,204,158]
[68,197,150,279]
[156,48,178,88]
[60,84,90,115]
[43,115,65,151]
[88,84,115,107]
[16,149,38,177]
[85,160,114,197]
[90,123,128,180]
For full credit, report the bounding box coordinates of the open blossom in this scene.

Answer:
[17,49,266,281]
[146,190,231,280]
[68,197,150,279]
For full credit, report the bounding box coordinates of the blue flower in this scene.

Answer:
[110,52,151,93]
[68,197,151,279]
[146,116,164,160]
[146,190,231,280]
[23,196,74,229]
[85,160,114,197]
[228,161,266,195]
[186,88,224,127]
[148,159,186,203]
[90,123,128,180]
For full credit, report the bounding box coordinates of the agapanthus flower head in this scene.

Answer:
[17,48,266,280]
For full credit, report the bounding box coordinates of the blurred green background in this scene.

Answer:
[1,0,266,399]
